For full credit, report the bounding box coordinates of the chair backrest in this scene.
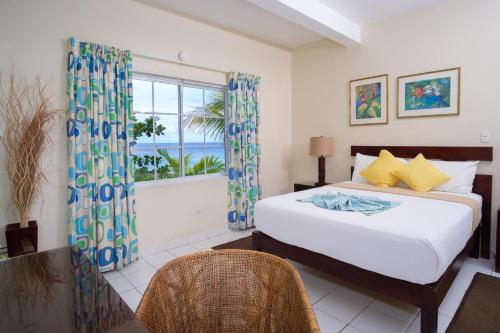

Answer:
[136,249,320,333]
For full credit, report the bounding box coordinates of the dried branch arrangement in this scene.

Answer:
[0,71,58,228]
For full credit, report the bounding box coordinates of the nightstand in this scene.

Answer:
[496,205,500,272]
[293,182,330,192]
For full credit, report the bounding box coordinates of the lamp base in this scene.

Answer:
[316,156,326,186]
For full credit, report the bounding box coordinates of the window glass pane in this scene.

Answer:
[134,148,156,182]
[205,144,226,174]
[183,116,205,144]
[156,147,181,179]
[155,114,180,145]
[154,82,178,114]
[133,79,152,113]
[205,89,225,143]
[204,116,225,144]
[205,89,225,118]
[133,75,227,181]
[133,113,155,144]
[184,145,206,176]
[183,86,203,115]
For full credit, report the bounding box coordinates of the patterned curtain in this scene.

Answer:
[226,72,261,230]
[66,37,138,272]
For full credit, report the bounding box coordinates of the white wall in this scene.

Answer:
[0,0,292,253]
[291,0,500,251]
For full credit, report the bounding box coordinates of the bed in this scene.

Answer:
[252,146,492,333]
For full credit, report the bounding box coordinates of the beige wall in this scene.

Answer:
[291,0,500,252]
[0,0,292,253]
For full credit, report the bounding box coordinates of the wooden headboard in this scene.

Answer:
[351,145,493,259]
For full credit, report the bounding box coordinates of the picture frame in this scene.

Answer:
[349,74,388,126]
[397,67,460,118]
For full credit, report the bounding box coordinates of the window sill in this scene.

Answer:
[135,173,227,189]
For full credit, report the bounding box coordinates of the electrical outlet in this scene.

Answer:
[480,130,491,143]
[195,209,202,215]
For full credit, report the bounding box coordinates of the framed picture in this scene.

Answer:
[397,67,460,118]
[349,74,388,126]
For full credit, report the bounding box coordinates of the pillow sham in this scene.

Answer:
[360,150,405,187]
[352,153,377,183]
[352,153,407,184]
[394,154,450,192]
[429,160,479,194]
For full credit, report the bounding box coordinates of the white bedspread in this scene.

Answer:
[254,182,482,284]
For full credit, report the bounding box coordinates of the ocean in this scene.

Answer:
[134,142,225,167]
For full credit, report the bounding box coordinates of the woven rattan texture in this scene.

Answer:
[136,249,320,333]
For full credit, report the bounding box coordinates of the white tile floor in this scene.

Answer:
[104,229,497,333]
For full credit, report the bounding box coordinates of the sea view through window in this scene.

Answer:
[132,74,227,182]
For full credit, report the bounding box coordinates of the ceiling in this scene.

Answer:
[140,0,447,49]
[316,0,447,25]
[142,0,322,48]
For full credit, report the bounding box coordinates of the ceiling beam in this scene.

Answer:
[247,0,361,46]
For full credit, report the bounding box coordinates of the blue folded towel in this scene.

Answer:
[298,192,401,216]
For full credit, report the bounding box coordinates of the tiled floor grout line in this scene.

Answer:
[312,286,337,306]
[345,298,375,332]
[337,322,351,333]
[408,309,421,329]
[141,232,252,264]
[367,306,416,331]
[314,307,350,333]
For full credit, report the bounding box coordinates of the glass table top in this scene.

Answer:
[0,246,148,332]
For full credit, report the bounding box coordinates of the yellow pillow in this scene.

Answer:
[360,150,405,187]
[394,153,450,192]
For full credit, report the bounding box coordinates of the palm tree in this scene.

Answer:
[157,148,225,177]
[157,149,192,178]
[191,155,225,175]
[184,90,225,141]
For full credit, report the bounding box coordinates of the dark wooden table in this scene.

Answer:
[0,246,148,332]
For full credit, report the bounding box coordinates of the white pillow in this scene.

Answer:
[351,153,407,184]
[352,153,377,183]
[429,160,479,194]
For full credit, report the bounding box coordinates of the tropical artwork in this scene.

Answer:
[349,74,388,126]
[355,82,382,119]
[404,77,450,111]
[398,68,460,118]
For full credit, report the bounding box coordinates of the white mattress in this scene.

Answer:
[254,182,482,284]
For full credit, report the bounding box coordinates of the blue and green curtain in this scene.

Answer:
[67,37,138,272]
[226,72,261,230]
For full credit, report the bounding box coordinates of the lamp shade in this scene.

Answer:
[309,137,334,156]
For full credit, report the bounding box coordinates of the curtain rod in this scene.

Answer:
[133,52,230,75]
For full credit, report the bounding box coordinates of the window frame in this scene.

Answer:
[132,72,227,184]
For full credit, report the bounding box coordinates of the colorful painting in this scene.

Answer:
[404,77,450,111]
[398,68,460,118]
[355,82,382,119]
[350,74,388,126]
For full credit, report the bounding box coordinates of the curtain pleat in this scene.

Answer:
[67,37,138,271]
[226,72,261,230]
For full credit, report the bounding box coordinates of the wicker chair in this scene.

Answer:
[136,249,320,333]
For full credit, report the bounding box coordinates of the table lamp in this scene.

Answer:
[309,136,334,186]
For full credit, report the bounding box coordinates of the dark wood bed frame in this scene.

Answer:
[253,146,493,333]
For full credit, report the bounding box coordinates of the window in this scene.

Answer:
[132,74,226,183]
